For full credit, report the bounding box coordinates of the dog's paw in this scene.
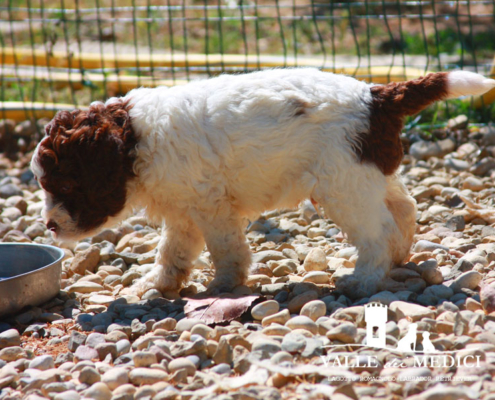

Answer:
[205,277,237,296]
[130,268,180,299]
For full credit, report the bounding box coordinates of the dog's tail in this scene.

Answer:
[359,71,495,176]
[371,71,495,117]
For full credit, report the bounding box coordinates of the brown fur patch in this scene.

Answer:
[37,99,137,232]
[355,72,448,175]
[290,98,309,117]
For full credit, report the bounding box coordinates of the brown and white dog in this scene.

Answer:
[31,69,495,299]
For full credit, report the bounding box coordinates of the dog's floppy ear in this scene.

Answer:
[34,98,138,232]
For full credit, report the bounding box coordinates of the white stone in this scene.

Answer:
[251,300,280,320]
[303,248,327,271]
[300,300,327,321]
[389,301,435,322]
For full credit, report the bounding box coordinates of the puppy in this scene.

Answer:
[31,68,495,299]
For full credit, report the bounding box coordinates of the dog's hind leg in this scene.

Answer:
[130,215,205,297]
[192,205,252,295]
[313,166,404,299]
[384,174,417,265]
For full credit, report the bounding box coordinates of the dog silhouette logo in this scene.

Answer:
[421,331,437,353]
[396,322,417,352]
[365,302,438,353]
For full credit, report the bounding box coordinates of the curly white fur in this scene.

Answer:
[123,68,393,297]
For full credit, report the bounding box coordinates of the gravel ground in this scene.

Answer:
[2,117,495,399]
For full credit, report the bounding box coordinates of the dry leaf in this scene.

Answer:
[184,294,264,325]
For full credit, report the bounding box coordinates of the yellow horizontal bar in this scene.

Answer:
[1,47,430,83]
[0,102,86,122]
[1,68,188,94]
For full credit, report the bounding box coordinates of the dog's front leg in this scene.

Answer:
[192,209,252,295]
[130,216,205,297]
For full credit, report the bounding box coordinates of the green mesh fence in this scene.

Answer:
[1,1,495,125]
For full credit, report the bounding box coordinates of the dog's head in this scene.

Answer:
[31,99,137,241]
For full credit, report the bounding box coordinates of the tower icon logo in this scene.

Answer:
[364,302,437,353]
[365,302,388,349]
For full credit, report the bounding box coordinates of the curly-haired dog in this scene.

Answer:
[31,69,495,299]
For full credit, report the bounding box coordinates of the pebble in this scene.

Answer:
[82,382,112,400]
[251,300,280,320]
[335,247,358,259]
[303,247,327,271]
[129,368,168,385]
[414,240,449,252]
[176,318,203,333]
[213,337,233,365]
[271,351,293,364]
[86,332,106,348]
[263,324,291,336]
[168,357,196,376]
[0,346,26,361]
[451,270,483,292]
[481,283,495,313]
[301,271,330,284]
[369,291,399,305]
[0,184,23,199]
[462,176,484,191]
[67,281,105,294]
[424,284,454,299]
[300,300,327,321]
[252,339,282,358]
[389,301,435,322]
[53,391,81,400]
[285,316,318,334]
[79,366,101,385]
[68,331,87,352]
[326,322,357,343]
[133,351,157,368]
[327,257,354,270]
[288,290,319,313]
[153,318,177,331]
[211,363,231,375]
[421,267,444,285]
[262,309,291,327]
[74,345,99,361]
[253,250,285,263]
[0,329,20,349]
[281,332,307,353]
[409,138,455,160]
[190,324,213,339]
[29,355,54,370]
[86,295,115,307]
[102,367,129,390]
[70,246,101,275]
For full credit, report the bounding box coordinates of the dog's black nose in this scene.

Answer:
[47,220,58,232]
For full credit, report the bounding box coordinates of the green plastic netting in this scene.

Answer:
[1,1,495,125]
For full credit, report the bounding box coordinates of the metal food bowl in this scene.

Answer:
[0,243,65,318]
